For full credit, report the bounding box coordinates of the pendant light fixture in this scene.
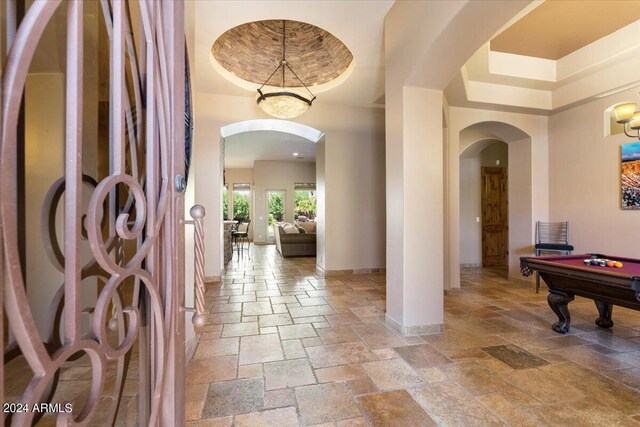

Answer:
[256,20,316,119]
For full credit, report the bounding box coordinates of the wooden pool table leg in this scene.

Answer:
[594,300,614,329]
[548,291,575,334]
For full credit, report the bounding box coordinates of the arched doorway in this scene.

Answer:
[219,119,325,267]
[460,138,509,268]
[448,119,540,287]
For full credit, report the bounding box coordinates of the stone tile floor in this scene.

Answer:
[186,245,640,426]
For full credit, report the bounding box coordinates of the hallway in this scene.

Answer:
[186,246,640,426]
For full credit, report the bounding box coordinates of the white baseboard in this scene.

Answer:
[385,314,445,337]
[316,266,386,276]
[384,314,403,334]
[405,323,445,335]
[185,331,199,364]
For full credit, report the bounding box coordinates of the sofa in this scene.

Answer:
[273,222,316,257]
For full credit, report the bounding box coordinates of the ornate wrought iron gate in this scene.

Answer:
[1,1,186,425]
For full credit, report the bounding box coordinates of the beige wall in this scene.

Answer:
[251,161,315,244]
[548,86,640,256]
[225,168,253,189]
[184,167,196,353]
[323,115,385,271]
[184,0,197,357]
[24,5,101,336]
[25,74,66,336]
[193,92,385,275]
[507,138,533,277]
[226,167,253,186]
[481,142,509,168]
[316,139,327,270]
[459,156,482,265]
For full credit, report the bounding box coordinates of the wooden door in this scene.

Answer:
[1,1,186,425]
[481,167,508,266]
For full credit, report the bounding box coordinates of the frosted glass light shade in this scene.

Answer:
[256,89,314,119]
[629,112,640,130]
[614,103,637,124]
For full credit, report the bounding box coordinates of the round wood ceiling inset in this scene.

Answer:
[211,20,353,88]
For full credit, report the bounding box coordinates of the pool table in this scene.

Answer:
[520,254,640,334]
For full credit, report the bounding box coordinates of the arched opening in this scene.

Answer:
[221,119,325,142]
[460,138,509,269]
[218,119,326,268]
[457,121,533,280]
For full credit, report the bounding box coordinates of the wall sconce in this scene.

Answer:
[614,102,640,140]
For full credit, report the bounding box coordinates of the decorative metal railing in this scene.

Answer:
[1,1,186,425]
[182,205,207,329]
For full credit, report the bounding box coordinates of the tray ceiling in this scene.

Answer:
[491,0,640,60]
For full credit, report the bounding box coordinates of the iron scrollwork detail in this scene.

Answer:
[2,0,185,425]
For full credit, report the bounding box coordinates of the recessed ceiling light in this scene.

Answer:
[292,152,299,156]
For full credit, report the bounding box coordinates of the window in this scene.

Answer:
[233,183,251,221]
[267,191,284,224]
[294,183,316,220]
[267,190,285,243]
[222,185,229,220]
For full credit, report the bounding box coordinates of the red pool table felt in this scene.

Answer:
[533,253,640,277]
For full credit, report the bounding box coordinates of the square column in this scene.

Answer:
[385,86,444,335]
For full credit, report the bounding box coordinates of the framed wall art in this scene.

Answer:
[621,141,640,209]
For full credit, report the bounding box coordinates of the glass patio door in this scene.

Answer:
[266,190,285,243]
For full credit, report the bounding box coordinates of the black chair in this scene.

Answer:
[232,219,251,259]
[534,221,574,292]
